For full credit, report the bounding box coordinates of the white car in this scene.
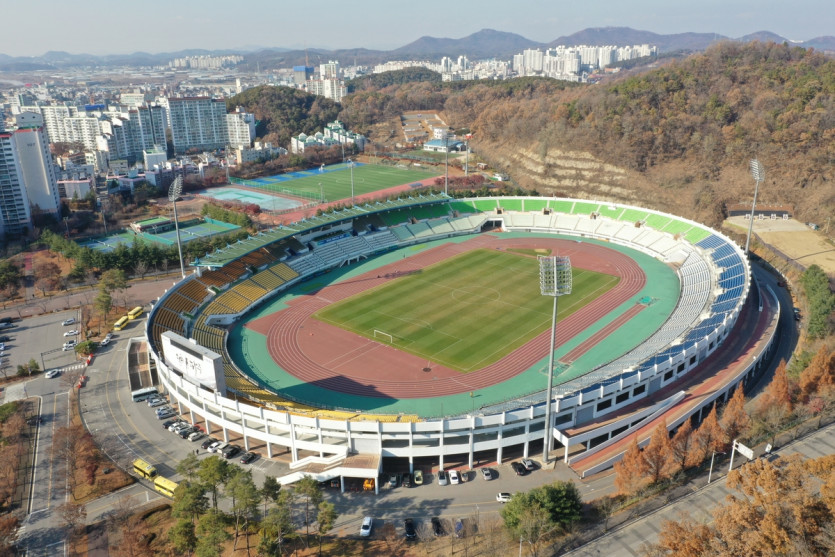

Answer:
[100,333,113,346]
[360,516,373,537]
[496,492,512,503]
[62,318,75,326]
[449,470,460,485]
[63,330,79,337]
[438,470,449,486]
[148,397,167,408]
[62,340,76,351]
[188,431,204,442]
[521,458,536,471]
[45,369,61,379]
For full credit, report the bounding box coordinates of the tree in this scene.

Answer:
[693,404,726,461]
[94,287,113,323]
[225,467,260,552]
[258,491,294,557]
[316,501,337,556]
[195,509,231,557]
[294,475,323,548]
[56,501,87,533]
[614,436,648,495]
[261,475,281,516]
[0,514,19,554]
[169,518,197,556]
[642,421,673,485]
[669,419,697,472]
[176,453,201,481]
[173,481,209,524]
[34,261,61,296]
[721,385,751,442]
[197,455,230,509]
[759,359,793,415]
[800,345,834,400]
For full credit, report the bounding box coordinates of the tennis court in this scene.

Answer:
[80,219,241,253]
[230,162,439,204]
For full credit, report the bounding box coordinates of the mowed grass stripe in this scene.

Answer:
[314,249,619,372]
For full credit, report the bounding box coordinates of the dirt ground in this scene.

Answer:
[724,216,835,276]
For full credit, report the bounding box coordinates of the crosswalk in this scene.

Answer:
[61,363,86,372]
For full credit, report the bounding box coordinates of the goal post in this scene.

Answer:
[373,330,394,344]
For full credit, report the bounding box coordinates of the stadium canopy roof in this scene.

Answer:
[193,193,451,269]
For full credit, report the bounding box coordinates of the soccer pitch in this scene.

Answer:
[255,164,438,201]
[313,249,619,372]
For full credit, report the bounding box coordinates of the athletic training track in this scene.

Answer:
[246,235,646,399]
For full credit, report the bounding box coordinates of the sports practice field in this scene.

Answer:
[313,248,619,372]
[235,163,439,202]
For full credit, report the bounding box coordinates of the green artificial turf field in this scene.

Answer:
[313,248,619,372]
[258,164,438,202]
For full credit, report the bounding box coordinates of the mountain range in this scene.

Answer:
[1,27,834,72]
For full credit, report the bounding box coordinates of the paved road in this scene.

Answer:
[565,422,835,556]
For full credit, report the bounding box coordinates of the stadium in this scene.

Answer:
[146,194,780,484]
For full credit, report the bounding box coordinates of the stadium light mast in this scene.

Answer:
[539,255,572,463]
[168,176,186,279]
[348,158,355,206]
[444,134,449,195]
[745,159,765,256]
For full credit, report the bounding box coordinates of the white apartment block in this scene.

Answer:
[232,142,287,164]
[166,97,229,154]
[12,112,60,217]
[227,108,256,147]
[512,44,657,81]
[306,79,347,103]
[0,130,31,238]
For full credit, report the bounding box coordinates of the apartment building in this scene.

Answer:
[166,97,228,154]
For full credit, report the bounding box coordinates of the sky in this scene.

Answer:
[2,0,833,57]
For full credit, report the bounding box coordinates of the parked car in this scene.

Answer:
[481,468,494,480]
[45,369,61,379]
[155,406,173,416]
[438,470,448,486]
[157,410,176,420]
[148,397,167,408]
[201,437,219,450]
[178,427,196,439]
[0,336,12,343]
[402,473,412,488]
[511,462,527,476]
[413,469,423,485]
[208,441,227,453]
[100,333,113,346]
[521,458,536,471]
[62,340,76,351]
[360,516,373,538]
[222,445,241,459]
[63,330,79,337]
[404,518,417,540]
[62,318,75,326]
[240,451,257,464]
[388,473,399,488]
[431,517,443,537]
[170,422,191,433]
[449,470,460,485]
[161,419,180,429]
[188,431,204,442]
[496,492,512,503]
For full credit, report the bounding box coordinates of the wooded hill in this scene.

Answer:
[336,41,835,227]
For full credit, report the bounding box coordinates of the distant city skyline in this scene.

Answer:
[3,0,833,58]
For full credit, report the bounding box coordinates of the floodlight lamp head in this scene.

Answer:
[749,159,764,183]
[168,176,183,202]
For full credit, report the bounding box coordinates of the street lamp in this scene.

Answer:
[745,159,765,256]
[708,449,725,484]
[539,255,572,462]
[168,176,186,279]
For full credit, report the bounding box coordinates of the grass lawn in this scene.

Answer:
[255,164,439,202]
[314,249,618,372]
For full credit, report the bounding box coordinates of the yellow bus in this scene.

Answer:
[113,316,129,331]
[132,458,157,479]
[153,476,179,498]
[127,306,144,320]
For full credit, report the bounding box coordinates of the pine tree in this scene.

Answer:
[721,385,751,442]
[642,421,673,485]
[614,436,648,496]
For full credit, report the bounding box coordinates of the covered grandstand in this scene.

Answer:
[145,196,779,481]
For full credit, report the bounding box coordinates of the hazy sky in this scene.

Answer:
[3,0,833,57]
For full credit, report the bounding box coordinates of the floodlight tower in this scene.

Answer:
[539,255,572,463]
[745,159,765,256]
[444,134,449,195]
[348,158,355,206]
[168,176,186,279]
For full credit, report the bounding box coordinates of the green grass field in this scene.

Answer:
[313,249,619,372]
[255,164,439,202]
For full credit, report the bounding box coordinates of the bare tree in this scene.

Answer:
[56,501,87,533]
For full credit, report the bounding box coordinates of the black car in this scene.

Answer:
[201,437,219,450]
[0,335,11,342]
[161,419,179,429]
[404,518,417,540]
[222,445,241,459]
[178,427,196,439]
[240,451,257,464]
[511,462,527,476]
[402,473,412,487]
[431,517,443,537]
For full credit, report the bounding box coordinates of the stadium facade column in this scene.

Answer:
[261,411,273,458]
[317,417,324,458]
[220,407,229,442]
[523,421,531,458]
[468,417,475,469]
[289,416,298,462]
[496,427,503,464]
[439,420,445,470]
[408,426,415,474]
[346,420,354,454]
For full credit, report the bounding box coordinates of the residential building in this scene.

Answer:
[12,112,60,218]
[0,129,31,238]
[166,97,228,154]
[306,78,347,102]
[143,147,168,170]
[293,66,314,85]
[226,107,256,147]
[322,120,367,151]
[232,141,287,164]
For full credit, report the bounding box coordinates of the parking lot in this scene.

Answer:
[0,310,85,377]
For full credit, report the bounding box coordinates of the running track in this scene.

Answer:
[247,235,647,400]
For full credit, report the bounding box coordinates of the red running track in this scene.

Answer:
[247,235,647,399]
